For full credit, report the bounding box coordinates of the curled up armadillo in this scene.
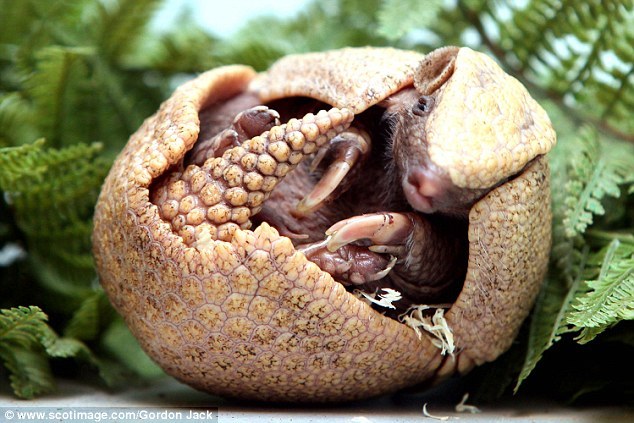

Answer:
[92,46,556,402]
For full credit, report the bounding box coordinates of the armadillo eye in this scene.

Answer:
[413,95,434,116]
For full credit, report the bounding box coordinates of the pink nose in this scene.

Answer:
[401,168,442,213]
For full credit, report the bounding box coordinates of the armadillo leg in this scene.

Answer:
[185,106,281,166]
[153,108,354,246]
[298,240,394,285]
[294,128,371,216]
[323,212,468,304]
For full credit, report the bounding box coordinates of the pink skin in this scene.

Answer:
[402,167,446,213]
[385,88,487,217]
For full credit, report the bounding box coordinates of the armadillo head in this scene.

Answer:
[415,47,556,190]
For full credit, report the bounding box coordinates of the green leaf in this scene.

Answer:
[0,347,54,399]
[25,46,93,148]
[566,240,634,343]
[0,139,47,189]
[100,318,164,379]
[515,104,634,392]
[463,0,634,136]
[45,336,126,387]
[64,290,115,341]
[215,0,389,70]
[514,257,588,393]
[561,127,626,237]
[93,0,163,64]
[0,305,123,397]
[0,306,52,348]
[1,140,111,291]
[0,93,37,146]
[143,18,218,73]
[378,0,444,41]
[44,336,86,358]
[0,306,56,398]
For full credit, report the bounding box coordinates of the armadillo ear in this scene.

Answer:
[415,46,460,96]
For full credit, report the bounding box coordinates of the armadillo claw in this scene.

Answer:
[294,129,371,216]
[186,106,281,167]
[232,105,281,139]
[185,128,240,167]
[325,212,415,252]
[368,244,407,256]
[368,255,398,280]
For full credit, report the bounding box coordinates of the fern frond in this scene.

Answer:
[377,0,444,41]
[9,142,108,220]
[0,306,56,398]
[1,140,110,288]
[514,99,634,390]
[0,139,47,189]
[44,336,87,358]
[4,142,108,224]
[566,240,634,343]
[547,116,592,284]
[92,0,162,64]
[514,247,589,392]
[602,138,634,192]
[0,348,54,399]
[215,0,388,70]
[460,0,634,137]
[0,305,122,396]
[0,306,53,347]
[516,106,634,390]
[560,126,626,238]
[25,46,92,147]
[3,3,164,153]
[0,0,35,46]
[143,10,219,73]
[64,290,114,341]
[213,13,312,70]
[0,94,37,146]
[0,0,91,61]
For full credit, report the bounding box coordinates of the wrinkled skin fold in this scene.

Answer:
[93,47,554,402]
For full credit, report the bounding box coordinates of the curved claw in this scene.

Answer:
[308,145,329,173]
[294,129,371,216]
[369,255,398,280]
[368,244,407,256]
[295,161,352,215]
[186,106,281,167]
[325,212,414,253]
[233,105,280,139]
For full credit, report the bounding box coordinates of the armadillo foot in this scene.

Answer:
[319,212,415,286]
[298,239,394,285]
[320,211,468,309]
[232,105,281,139]
[186,106,281,166]
[294,128,371,216]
